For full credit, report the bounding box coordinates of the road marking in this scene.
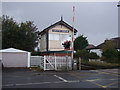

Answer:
[90,70,119,76]
[3,81,64,86]
[85,79,118,88]
[3,80,80,87]
[68,80,80,83]
[54,75,68,82]
[70,72,118,89]
[85,79,107,88]
[85,78,117,82]
[85,79,100,82]
[105,81,118,88]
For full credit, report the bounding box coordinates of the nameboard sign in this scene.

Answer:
[52,29,69,33]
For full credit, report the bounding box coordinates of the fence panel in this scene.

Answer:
[44,56,72,71]
[30,56,44,68]
[30,56,72,71]
[44,56,55,70]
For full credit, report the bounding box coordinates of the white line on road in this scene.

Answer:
[3,81,64,87]
[54,75,68,82]
[3,80,80,87]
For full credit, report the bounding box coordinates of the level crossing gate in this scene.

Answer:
[30,56,72,71]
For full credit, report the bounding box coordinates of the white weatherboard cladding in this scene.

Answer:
[40,34,46,51]
[48,25,72,51]
[49,25,72,35]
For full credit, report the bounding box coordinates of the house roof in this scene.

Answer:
[95,37,120,49]
[0,48,30,53]
[38,17,78,36]
[86,37,120,50]
[86,44,96,50]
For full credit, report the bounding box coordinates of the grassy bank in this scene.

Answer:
[81,60,120,70]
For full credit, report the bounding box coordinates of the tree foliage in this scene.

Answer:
[74,49,99,60]
[89,52,99,59]
[2,15,38,52]
[74,35,88,51]
[101,40,119,63]
[102,40,116,52]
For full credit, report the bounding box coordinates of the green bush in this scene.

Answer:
[101,49,119,64]
[102,49,118,58]
[74,50,99,61]
[89,52,100,59]
[74,49,90,60]
[101,40,119,64]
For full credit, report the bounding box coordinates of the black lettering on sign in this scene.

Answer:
[52,29,69,33]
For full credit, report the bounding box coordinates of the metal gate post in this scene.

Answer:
[79,57,81,70]
[44,56,46,71]
[66,56,68,71]
[55,56,57,70]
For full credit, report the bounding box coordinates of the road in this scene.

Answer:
[2,68,120,89]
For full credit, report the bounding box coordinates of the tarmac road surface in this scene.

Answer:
[2,68,120,89]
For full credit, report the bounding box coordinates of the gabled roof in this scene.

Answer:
[86,37,120,50]
[0,48,30,53]
[86,44,96,50]
[96,37,120,49]
[38,18,78,36]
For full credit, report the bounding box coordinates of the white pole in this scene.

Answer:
[71,6,75,71]
[55,55,57,70]
[72,6,75,59]
[44,56,46,71]
[27,52,31,68]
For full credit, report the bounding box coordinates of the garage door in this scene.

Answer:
[2,52,28,67]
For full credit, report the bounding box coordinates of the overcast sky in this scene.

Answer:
[2,2,118,46]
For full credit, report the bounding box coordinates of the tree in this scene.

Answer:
[2,15,38,52]
[18,21,38,51]
[2,15,19,49]
[74,50,99,60]
[74,35,88,51]
[102,40,116,52]
[74,49,90,60]
[101,40,119,63]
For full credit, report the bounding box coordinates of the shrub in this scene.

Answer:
[101,40,119,64]
[76,49,90,60]
[74,50,99,60]
[89,52,100,59]
[102,49,118,58]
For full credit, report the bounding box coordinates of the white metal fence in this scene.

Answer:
[30,56,44,68]
[30,56,72,71]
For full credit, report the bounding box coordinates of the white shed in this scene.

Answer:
[0,48,31,68]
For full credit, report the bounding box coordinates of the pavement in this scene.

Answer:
[2,68,120,89]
